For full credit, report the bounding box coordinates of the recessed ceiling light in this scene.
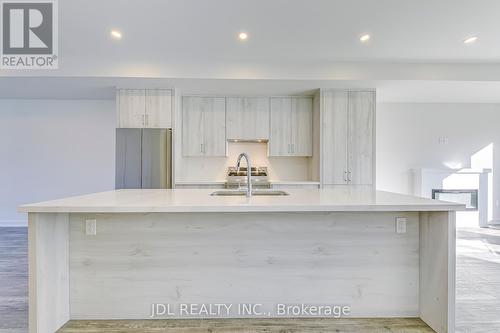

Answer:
[463,36,477,44]
[238,32,248,41]
[359,34,371,42]
[110,30,122,40]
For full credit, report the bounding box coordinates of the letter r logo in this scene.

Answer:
[2,2,53,54]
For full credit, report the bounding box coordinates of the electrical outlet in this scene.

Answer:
[396,217,407,234]
[438,137,449,145]
[85,219,97,235]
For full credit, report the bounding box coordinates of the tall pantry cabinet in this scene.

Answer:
[321,90,375,186]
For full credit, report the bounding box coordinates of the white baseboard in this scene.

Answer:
[0,219,28,227]
[488,219,500,225]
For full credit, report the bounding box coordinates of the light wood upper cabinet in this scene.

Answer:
[117,89,172,128]
[269,97,312,156]
[321,90,375,185]
[182,97,204,157]
[290,97,313,156]
[117,89,146,128]
[182,96,226,157]
[226,97,270,140]
[348,91,374,185]
[145,89,172,128]
[269,97,292,156]
[322,90,349,185]
[203,98,227,156]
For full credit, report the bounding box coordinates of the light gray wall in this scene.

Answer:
[3,98,500,224]
[0,99,115,226]
[376,103,500,222]
[176,142,312,182]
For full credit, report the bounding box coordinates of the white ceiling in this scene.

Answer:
[2,0,500,102]
[48,0,500,63]
[2,0,500,80]
[2,77,500,103]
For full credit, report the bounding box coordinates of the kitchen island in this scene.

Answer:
[19,188,462,333]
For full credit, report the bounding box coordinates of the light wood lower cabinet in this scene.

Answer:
[322,90,375,185]
[269,97,312,156]
[182,96,226,157]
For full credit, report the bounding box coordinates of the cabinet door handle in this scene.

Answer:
[347,171,352,182]
[142,114,145,126]
[291,144,294,154]
[145,114,149,127]
[344,171,347,182]
[200,144,203,153]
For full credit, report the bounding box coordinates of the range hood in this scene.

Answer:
[227,139,269,143]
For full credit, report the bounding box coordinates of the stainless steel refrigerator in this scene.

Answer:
[115,129,172,189]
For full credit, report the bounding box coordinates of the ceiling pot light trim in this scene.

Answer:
[359,34,371,42]
[111,30,122,40]
[463,36,478,44]
[238,32,248,41]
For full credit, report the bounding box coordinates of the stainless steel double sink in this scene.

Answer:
[210,190,289,196]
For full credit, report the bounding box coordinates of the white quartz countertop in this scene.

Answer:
[269,180,321,185]
[175,180,226,185]
[174,180,320,185]
[18,188,464,213]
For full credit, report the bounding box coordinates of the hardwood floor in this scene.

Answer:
[455,227,500,333]
[57,318,434,333]
[0,228,28,333]
[1,226,499,333]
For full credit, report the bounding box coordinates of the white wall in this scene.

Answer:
[172,93,315,183]
[0,99,115,226]
[176,142,312,182]
[5,98,500,224]
[377,103,500,222]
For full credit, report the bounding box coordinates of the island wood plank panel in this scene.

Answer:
[419,212,456,333]
[69,212,419,319]
[56,318,435,333]
[28,213,70,333]
[3,226,499,333]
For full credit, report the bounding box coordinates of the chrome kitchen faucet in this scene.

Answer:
[236,153,252,197]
